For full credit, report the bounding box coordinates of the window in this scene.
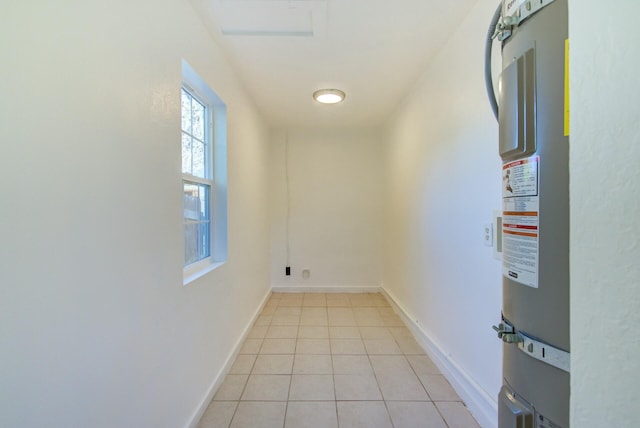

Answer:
[181,60,228,284]
[182,88,211,265]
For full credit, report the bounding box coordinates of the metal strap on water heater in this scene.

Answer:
[504,0,558,25]
[493,321,570,373]
[517,330,570,373]
[495,0,558,41]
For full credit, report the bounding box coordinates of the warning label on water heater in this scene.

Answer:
[502,156,539,288]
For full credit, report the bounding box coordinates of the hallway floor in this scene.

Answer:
[198,292,480,428]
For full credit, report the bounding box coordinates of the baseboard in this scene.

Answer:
[186,285,498,427]
[381,287,498,428]
[185,287,273,428]
[271,285,382,293]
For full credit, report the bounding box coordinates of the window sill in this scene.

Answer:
[183,260,225,286]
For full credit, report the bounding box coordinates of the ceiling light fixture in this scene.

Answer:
[313,89,345,104]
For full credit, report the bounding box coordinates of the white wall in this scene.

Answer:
[569,2,640,426]
[0,2,270,427]
[382,1,503,425]
[270,128,384,289]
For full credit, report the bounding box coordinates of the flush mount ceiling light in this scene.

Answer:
[313,89,345,104]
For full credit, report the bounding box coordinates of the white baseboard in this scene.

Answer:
[185,287,273,428]
[271,285,382,293]
[187,285,497,427]
[381,287,498,428]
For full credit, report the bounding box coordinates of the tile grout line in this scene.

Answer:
[213,292,464,428]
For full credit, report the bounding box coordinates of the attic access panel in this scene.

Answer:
[211,0,327,37]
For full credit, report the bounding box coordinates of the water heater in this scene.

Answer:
[486,1,570,427]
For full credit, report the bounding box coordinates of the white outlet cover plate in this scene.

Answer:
[484,223,493,247]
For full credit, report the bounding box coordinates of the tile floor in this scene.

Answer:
[198,292,480,428]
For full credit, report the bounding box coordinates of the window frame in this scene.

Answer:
[181,86,214,270]
[181,60,228,285]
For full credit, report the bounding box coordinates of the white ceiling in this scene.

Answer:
[190,0,479,128]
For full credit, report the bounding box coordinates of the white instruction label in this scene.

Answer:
[502,156,539,288]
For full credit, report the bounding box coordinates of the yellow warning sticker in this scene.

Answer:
[564,39,570,137]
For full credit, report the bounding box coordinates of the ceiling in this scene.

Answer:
[190,0,478,129]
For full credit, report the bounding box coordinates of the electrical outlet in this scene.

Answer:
[285,266,291,276]
[484,223,493,247]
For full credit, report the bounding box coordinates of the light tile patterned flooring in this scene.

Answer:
[198,292,480,428]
